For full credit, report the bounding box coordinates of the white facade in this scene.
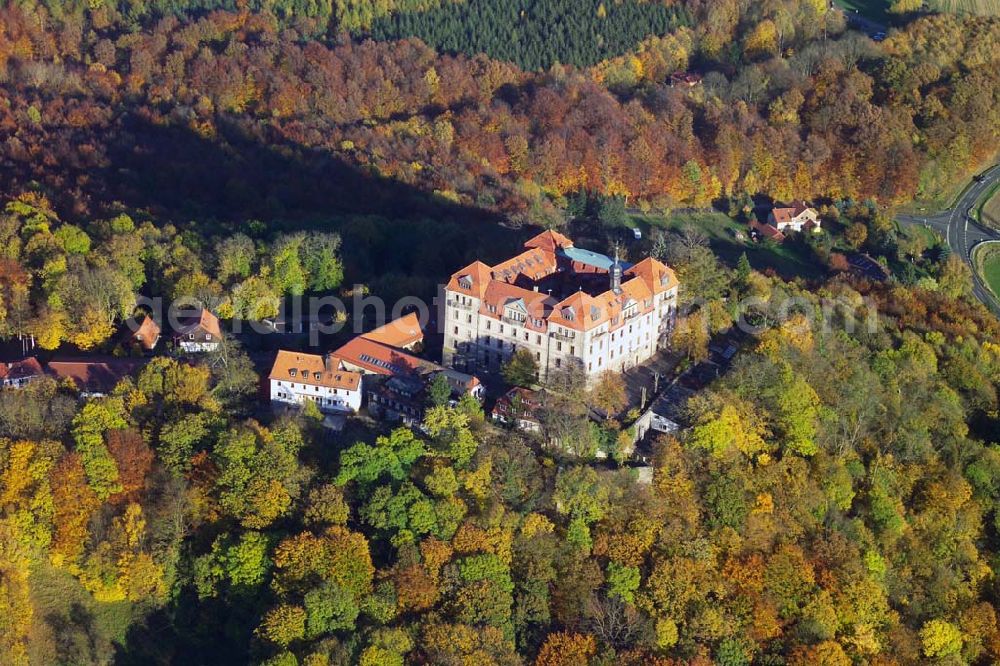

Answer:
[444,285,677,384]
[179,339,220,353]
[270,377,362,413]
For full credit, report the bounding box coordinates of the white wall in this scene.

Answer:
[270,378,362,413]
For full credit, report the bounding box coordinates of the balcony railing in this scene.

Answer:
[550,330,575,342]
[448,300,474,312]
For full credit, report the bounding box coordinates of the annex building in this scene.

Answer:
[443,230,679,383]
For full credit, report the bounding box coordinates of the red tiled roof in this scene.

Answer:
[446,260,493,300]
[360,312,424,349]
[334,337,481,392]
[523,229,573,253]
[492,387,543,421]
[131,316,161,350]
[626,257,678,295]
[174,309,222,339]
[751,218,786,241]
[479,282,555,331]
[490,248,558,284]
[269,350,361,391]
[770,200,812,225]
[333,337,433,377]
[0,357,43,381]
[47,358,149,394]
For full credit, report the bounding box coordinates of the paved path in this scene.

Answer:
[896,164,1000,313]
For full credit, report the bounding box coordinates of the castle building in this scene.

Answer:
[442,230,679,383]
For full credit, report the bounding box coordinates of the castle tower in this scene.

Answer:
[610,245,623,294]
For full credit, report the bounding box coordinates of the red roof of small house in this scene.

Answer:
[360,312,424,349]
[751,218,786,242]
[0,357,43,382]
[47,358,149,394]
[770,200,813,225]
[671,72,703,86]
[269,350,361,391]
[130,316,161,350]
[492,387,543,415]
[173,309,222,339]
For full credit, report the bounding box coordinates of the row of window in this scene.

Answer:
[274,380,349,395]
[274,392,348,407]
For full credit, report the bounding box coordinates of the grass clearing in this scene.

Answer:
[27,560,144,664]
[835,0,890,23]
[974,242,1000,300]
[927,0,1000,15]
[630,210,826,280]
[979,184,1000,229]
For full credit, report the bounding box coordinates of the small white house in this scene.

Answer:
[173,309,223,353]
[768,201,821,234]
[269,350,362,414]
[0,357,43,388]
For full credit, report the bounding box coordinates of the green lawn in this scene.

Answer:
[982,252,1000,296]
[629,210,826,280]
[835,0,890,23]
[835,0,999,21]
[28,561,143,664]
[927,0,1000,15]
[978,183,1000,229]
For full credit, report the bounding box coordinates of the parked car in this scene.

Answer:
[632,227,642,240]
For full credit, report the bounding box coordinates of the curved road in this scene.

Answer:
[897,164,1000,313]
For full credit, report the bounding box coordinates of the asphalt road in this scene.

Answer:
[897,164,1000,313]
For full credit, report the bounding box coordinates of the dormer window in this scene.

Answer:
[289,369,297,377]
[206,333,212,341]
[314,372,322,380]
[300,369,308,377]
[590,306,600,321]
[188,333,194,340]
[458,275,472,290]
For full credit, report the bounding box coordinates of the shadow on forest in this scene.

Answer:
[113,590,262,666]
[80,113,527,299]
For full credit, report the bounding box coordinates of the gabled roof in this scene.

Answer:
[523,229,573,252]
[0,357,43,381]
[549,291,603,331]
[770,200,814,224]
[491,248,558,284]
[335,337,425,377]
[625,257,678,295]
[360,312,424,349]
[269,350,361,391]
[751,218,786,241]
[47,358,149,394]
[480,282,555,331]
[446,260,493,300]
[131,316,161,350]
[335,337,481,392]
[174,309,222,339]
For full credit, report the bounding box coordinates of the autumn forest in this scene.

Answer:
[1,0,1000,665]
